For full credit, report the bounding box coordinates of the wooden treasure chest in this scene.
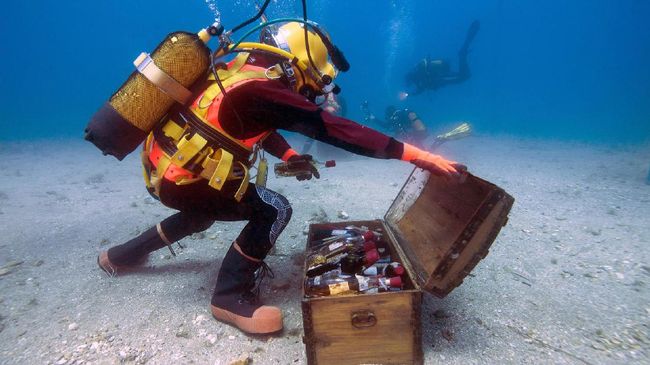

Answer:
[301,168,515,365]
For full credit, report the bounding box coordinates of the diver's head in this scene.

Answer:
[261,21,339,100]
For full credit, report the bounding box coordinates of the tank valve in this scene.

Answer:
[208,22,224,36]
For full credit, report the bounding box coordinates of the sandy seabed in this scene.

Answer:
[0,134,649,365]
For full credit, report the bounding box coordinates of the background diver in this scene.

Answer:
[361,100,472,150]
[361,101,428,148]
[95,21,467,335]
[401,20,480,99]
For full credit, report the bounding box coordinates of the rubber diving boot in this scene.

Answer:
[210,243,282,334]
[97,225,169,276]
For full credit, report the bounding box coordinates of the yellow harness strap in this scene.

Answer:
[146,53,270,201]
[171,133,208,168]
[233,162,249,201]
[199,149,249,202]
[142,134,155,191]
[197,70,270,112]
[162,119,185,141]
[208,53,250,81]
[201,148,232,190]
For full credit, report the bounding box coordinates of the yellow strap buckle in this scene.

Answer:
[201,148,233,191]
[162,119,185,141]
[171,133,208,168]
[199,148,250,202]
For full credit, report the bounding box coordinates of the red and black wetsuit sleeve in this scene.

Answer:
[218,80,405,160]
[260,131,294,160]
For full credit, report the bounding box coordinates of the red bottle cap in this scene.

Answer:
[364,249,380,266]
[325,160,336,168]
[387,276,402,288]
[362,231,374,241]
[385,263,405,277]
[363,241,377,251]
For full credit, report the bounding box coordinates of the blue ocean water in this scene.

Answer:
[1,0,649,143]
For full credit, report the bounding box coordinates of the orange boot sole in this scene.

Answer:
[210,304,283,334]
[97,251,127,276]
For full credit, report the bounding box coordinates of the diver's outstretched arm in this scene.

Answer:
[261,131,300,161]
[234,81,466,179]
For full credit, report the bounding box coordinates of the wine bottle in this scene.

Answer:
[307,249,380,277]
[310,225,382,247]
[384,262,405,277]
[339,249,381,275]
[306,240,376,268]
[363,262,405,277]
[274,159,336,178]
[305,273,402,297]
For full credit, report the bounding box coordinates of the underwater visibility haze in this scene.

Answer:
[1,0,649,142]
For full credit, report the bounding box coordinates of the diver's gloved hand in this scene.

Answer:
[412,156,467,179]
[287,154,320,181]
[401,143,467,181]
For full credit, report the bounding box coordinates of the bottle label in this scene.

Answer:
[328,281,350,295]
[356,275,370,292]
[328,242,344,252]
[363,266,378,276]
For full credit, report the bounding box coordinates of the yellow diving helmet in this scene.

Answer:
[261,21,347,100]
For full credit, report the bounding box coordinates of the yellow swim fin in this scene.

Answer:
[431,122,472,150]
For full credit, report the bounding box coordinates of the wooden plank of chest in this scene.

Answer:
[307,291,419,365]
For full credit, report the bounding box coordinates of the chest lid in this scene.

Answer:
[384,168,514,298]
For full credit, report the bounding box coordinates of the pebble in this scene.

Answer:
[0,260,23,276]
[175,328,190,338]
[68,323,79,331]
[90,342,100,351]
[229,356,252,365]
[337,211,349,219]
[193,315,207,325]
